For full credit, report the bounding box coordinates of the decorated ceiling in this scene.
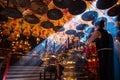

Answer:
[0,0,120,52]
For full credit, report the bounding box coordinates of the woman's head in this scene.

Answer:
[116,15,120,27]
[95,20,105,29]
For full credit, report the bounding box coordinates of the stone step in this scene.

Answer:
[6,77,40,80]
[7,71,41,74]
[9,66,44,69]
[6,66,44,80]
[6,74,40,78]
[8,66,44,71]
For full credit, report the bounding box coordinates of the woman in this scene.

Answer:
[86,20,114,80]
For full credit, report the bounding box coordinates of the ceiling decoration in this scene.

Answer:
[76,24,89,30]
[68,0,87,15]
[10,0,31,8]
[2,7,23,18]
[30,1,48,15]
[74,32,85,38]
[47,8,63,20]
[53,25,63,32]
[57,27,65,32]
[81,10,98,21]
[41,21,54,28]
[65,29,76,35]
[96,0,118,9]
[107,4,120,17]
[53,0,69,9]
[0,0,120,50]
[24,14,40,24]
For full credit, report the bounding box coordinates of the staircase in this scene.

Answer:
[4,54,58,80]
[6,66,44,80]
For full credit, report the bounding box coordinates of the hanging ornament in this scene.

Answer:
[2,30,10,36]
[8,33,16,41]
[40,29,47,38]
[23,30,30,37]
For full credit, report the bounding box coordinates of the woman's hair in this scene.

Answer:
[95,20,105,28]
[117,15,120,22]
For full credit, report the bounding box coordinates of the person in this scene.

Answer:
[86,20,114,80]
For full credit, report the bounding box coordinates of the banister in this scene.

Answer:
[2,54,11,80]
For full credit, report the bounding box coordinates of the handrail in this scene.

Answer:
[2,54,11,80]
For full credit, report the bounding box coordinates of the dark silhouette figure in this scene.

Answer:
[86,20,114,80]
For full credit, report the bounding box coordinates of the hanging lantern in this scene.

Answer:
[2,30,10,36]
[23,30,30,37]
[14,28,22,33]
[40,29,47,38]
[32,31,39,37]
[32,24,40,37]
[8,33,16,41]
[22,21,31,30]
[3,23,12,30]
